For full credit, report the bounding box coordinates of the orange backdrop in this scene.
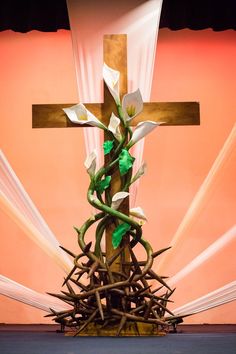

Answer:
[0,28,235,323]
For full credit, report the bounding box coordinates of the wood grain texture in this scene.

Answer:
[103,34,127,99]
[32,102,200,128]
[133,102,200,126]
[32,103,103,128]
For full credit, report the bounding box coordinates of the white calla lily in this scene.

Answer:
[108,113,122,141]
[130,207,147,221]
[63,103,106,129]
[122,89,143,122]
[128,121,163,148]
[103,63,120,105]
[84,150,97,177]
[131,162,147,184]
[111,192,129,210]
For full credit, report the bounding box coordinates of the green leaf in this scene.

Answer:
[119,149,135,176]
[112,223,131,249]
[95,176,111,194]
[103,140,114,155]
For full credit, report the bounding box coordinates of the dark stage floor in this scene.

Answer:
[0,325,236,354]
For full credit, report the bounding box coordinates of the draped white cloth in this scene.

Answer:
[66,0,163,206]
[173,281,236,317]
[0,275,70,313]
[167,225,236,288]
[0,150,73,274]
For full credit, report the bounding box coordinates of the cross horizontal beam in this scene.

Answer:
[32,101,200,129]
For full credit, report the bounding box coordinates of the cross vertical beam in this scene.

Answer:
[103,35,130,274]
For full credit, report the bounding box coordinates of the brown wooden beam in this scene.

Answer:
[32,101,200,129]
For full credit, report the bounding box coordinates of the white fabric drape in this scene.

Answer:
[167,225,236,288]
[173,281,236,316]
[0,275,70,313]
[0,150,73,273]
[66,0,163,203]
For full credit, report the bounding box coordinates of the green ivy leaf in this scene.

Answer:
[112,223,131,249]
[95,176,111,194]
[119,149,135,176]
[103,140,114,155]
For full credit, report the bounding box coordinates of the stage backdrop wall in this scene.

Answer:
[0,28,235,324]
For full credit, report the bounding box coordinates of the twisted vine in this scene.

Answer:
[76,99,148,272]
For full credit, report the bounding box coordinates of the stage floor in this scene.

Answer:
[0,325,236,354]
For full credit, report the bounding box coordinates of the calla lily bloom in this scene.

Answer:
[63,103,106,129]
[84,150,97,177]
[131,162,147,184]
[111,192,129,210]
[103,63,120,105]
[122,89,143,122]
[128,121,163,148]
[130,207,147,221]
[108,113,122,141]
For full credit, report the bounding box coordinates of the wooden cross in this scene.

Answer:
[32,34,200,272]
